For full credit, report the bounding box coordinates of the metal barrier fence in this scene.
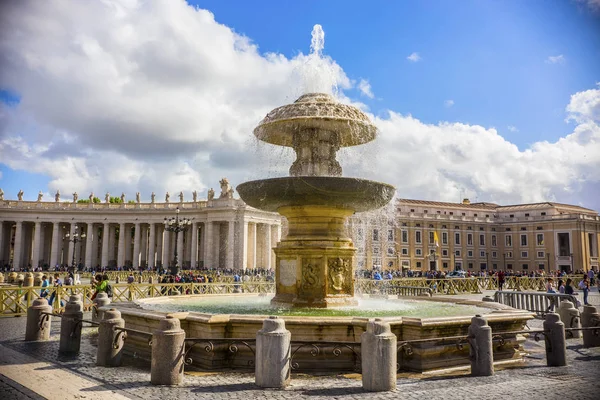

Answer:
[493,291,579,316]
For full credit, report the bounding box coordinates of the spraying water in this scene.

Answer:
[310,24,325,56]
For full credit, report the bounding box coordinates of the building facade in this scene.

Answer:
[0,180,281,271]
[352,199,600,274]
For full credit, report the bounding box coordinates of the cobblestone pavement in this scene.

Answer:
[1,290,599,400]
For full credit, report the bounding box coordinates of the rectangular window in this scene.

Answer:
[416,261,421,269]
[480,263,487,270]
[401,230,408,243]
[468,250,473,257]
[479,234,485,246]
[480,251,485,257]
[455,233,461,245]
[521,251,528,258]
[467,233,473,246]
[373,246,380,255]
[536,233,544,246]
[373,229,380,242]
[388,229,394,242]
[558,233,571,256]
[442,232,448,245]
[505,235,512,247]
[455,262,462,270]
[415,248,422,256]
[401,248,409,255]
[492,264,498,269]
[468,262,473,269]
[357,228,364,241]
[537,251,544,258]
[520,234,527,246]
[442,249,449,256]
[443,262,449,269]
[507,263,513,270]
[522,264,529,270]
[415,231,422,244]
[429,231,435,244]
[506,251,513,258]
[492,251,497,258]
[387,247,395,256]
[455,250,461,257]
[491,235,497,247]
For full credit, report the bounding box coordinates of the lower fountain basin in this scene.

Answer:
[236,176,395,213]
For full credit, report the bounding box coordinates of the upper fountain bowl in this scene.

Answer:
[236,176,395,213]
[254,93,377,148]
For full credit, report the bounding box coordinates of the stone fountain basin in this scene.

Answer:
[236,176,395,213]
[109,294,533,373]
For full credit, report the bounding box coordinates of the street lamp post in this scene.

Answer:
[64,225,86,273]
[163,207,192,276]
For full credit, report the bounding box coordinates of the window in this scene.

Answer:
[443,262,449,269]
[507,263,513,270]
[480,251,486,257]
[402,222,408,227]
[537,251,544,258]
[506,251,513,258]
[479,227,484,231]
[541,212,546,216]
[521,227,527,231]
[462,213,466,216]
[442,249,449,256]
[401,260,410,268]
[510,214,514,218]
[455,250,461,257]
[468,250,473,257]
[480,263,487,270]
[424,210,428,214]
[506,228,512,232]
[450,212,454,215]
[442,232,448,245]
[491,235,497,247]
[522,264,529,270]
[558,232,571,256]
[415,248,422,256]
[536,233,544,246]
[467,226,472,230]
[536,226,543,230]
[479,234,485,246]
[401,248,409,256]
[525,213,529,217]
[492,264,498,269]
[468,262,474,269]
[521,251,528,258]
[373,229,380,242]
[410,209,415,212]
[455,262,463,270]
[454,225,459,230]
[401,230,408,243]
[455,233,461,245]
[429,224,434,228]
[442,225,447,229]
[474,214,478,217]
[357,228,364,241]
[388,229,394,241]
[416,223,421,227]
[373,246,380,255]
[520,234,528,246]
[416,261,422,269]
[505,235,512,247]
[415,231,422,244]
[429,231,435,244]
[492,251,497,258]
[387,247,395,256]
[467,233,473,246]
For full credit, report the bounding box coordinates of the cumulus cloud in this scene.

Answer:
[407,52,421,62]
[507,125,519,132]
[0,0,599,211]
[444,100,455,108]
[546,55,565,64]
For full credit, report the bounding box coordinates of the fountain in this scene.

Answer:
[111,25,532,373]
[236,92,395,307]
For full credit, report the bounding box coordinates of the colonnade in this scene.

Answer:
[0,202,281,272]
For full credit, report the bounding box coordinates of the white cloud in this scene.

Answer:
[507,125,519,132]
[0,0,599,211]
[444,100,454,108]
[357,79,374,99]
[577,0,600,11]
[546,54,565,64]
[407,52,421,62]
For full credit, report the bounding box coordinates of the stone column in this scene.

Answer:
[67,224,76,268]
[148,223,156,270]
[0,221,4,264]
[32,221,42,269]
[13,221,23,270]
[101,222,110,268]
[140,224,148,268]
[117,223,126,268]
[204,221,213,269]
[162,229,170,270]
[177,230,184,268]
[50,222,59,268]
[190,222,198,270]
[264,224,272,270]
[151,315,186,385]
[226,220,235,270]
[270,224,279,271]
[239,221,248,270]
[133,222,141,269]
[543,313,567,367]
[250,222,257,270]
[124,224,133,266]
[468,315,494,376]
[156,225,163,269]
[85,223,94,269]
[255,316,291,388]
[361,319,396,391]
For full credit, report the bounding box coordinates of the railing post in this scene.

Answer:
[92,293,111,322]
[25,298,52,341]
[59,295,84,355]
[361,318,397,392]
[557,300,581,338]
[151,315,186,385]
[255,316,291,388]
[543,313,567,367]
[468,315,494,376]
[581,305,600,348]
[97,309,125,367]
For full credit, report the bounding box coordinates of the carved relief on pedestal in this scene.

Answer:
[278,259,297,287]
[300,258,322,296]
[328,257,350,293]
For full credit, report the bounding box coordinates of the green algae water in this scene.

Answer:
[141,295,490,318]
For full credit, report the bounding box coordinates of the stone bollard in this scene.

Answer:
[468,315,494,376]
[8,272,17,283]
[138,276,143,284]
[581,305,600,348]
[24,273,34,287]
[115,276,120,284]
[543,313,567,367]
[0,273,4,283]
[151,315,186,385]
[255,316,291,388]
[557,301,581,339]
[33,272,43,286]
[93,293,111,322]
[361,318,397,392]
[25,298,53,341]
[97,309,125,367]
[59,295,84,355]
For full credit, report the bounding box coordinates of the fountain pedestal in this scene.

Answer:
[271,205,357,308]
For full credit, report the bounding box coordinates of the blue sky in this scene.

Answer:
[0,0,599,209]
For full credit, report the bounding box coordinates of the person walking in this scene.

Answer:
[579,276,591,306]
[47,273,63,307]
[498,270,505,291]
